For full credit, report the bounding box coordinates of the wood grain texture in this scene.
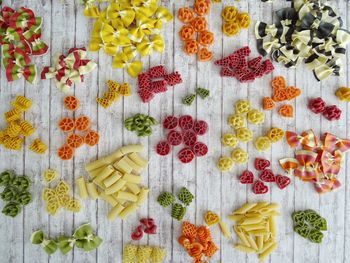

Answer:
[0,0,349,262]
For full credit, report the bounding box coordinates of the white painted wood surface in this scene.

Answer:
[0,0,349,262]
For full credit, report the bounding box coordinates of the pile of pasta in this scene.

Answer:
[178,0,214,61]
[123,243,167,263]
[81,144,149,221]
[96,80,132,109]
[80,0,173,78]
[42,180,81,215]
[178,221,219,261]
[221,6,251,37]
[262,76,301,118]
[0,95,47,154]
[229,202,279,261]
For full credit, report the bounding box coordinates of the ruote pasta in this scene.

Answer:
[221,6,251,37]
[82,144,149,221]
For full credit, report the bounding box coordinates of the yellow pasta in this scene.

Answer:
[93,165,115,184]
[269,217,277,239]
[86,182,99,200]
[11,95,33,111]
[29,138,48,154]
[107,204,125,221]
[241,223,266,232]
[118,203,138,220]
[114,156,133,174]
[256,235,264,251]
[136,188,149,206]
[123,173,141,184]
[5,122,21,137]
[234,226,250,247]
[105,179,127,195]
[250,202,269,212]
[233,203,257,214]
[246,233,258,251]
[4,108,22,122]
[228,214,245,221]
[18,120,36,136]
[76,177,89,199]
[128,152,148,167]
[259,203,279,213]
[116,191,138,202]
[99,192,118,206]
[219,220,231,239]
[3,136,23,150]
[123,156,143,173]
[103,170,122,188]
[234,244,256,253]
[42,169,59,183]
[259,242,277,261]
[240,216,263,225]
[125,182,141,195]
[88,166,106,179]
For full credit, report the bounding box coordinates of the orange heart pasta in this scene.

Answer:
[198,47,213,61]
[263,97,275,110]
[278,104,294,117]
[271,76,286,90]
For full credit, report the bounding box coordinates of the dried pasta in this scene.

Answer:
[217,156,234,172]
[11,95,32,111]
[43,169,59,183]
[247,109,265,125]
[254,136,272,151]
[231,148,249,164]
[29,138,48,154]
[178,187,194,206]
[157,192,175,207]
[221,133,239,147]
[235,99,251,114]
[171,203,187,221]
[228,114,246,129]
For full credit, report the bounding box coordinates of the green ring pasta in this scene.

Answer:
[0,170,15,186]
[2,202,21,217]
[12,175,32,191]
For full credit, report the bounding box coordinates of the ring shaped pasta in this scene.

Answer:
[179,25,195,41]
[66,134,84,148]
[191,17,208,32]
[227,114,245,129]
[75,115,91,131]
[231,148,249,164]
[58,117,75,132]
[237,12,251,29]
[64,96,80,111]
[335,87,350,102]
[236,127,253,142]
[254,136,272,151]
[84,130,100,146]
[217,156,234,172]
[178,7,194,23]
[184,39,198,55]
[221,133,238,147]
[223,22,240,37]
[194,0,210,16]
[267,127,285,143]
[57,145,74,160]
[247,109,265,125]
[198,30,214,46]
[235,99,251,114]
[222,6,238,22]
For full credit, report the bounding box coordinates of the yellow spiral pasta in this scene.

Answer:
[3,136,23,150]
[4,122,21,138]
[221,133,239,147]
[0,130,6,144]
[235,99,251,114]
[217,156,234,172]
[228,114,246,129]
[29,138,48,154]
[231,148,249,164]
[247,109,265,125]
[19,120,36,137]
[11,95,33,111]
[4,108,22,122]
[236,127,253,142]
[254,136,272,151]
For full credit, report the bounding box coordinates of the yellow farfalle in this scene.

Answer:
[107,3,136,27]
[136,34,164,56]
[128,13,155,42]
[112,52,142,78]
[100,23,130,46]
[153,6,173,30]
[84,5,100,18]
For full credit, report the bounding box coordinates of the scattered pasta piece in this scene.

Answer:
[231,148,249,164]
[335,87,350,102]
[125,114,158,137]
[29,138,48,154]
[63,96,80,111]
[178,187,194,206]
[267,127,285,143]
[230,202,279,260]
[254,136,272,152]
[57,145,75,161]
[75,115,91,131]
[278,104,294,118]
[204,211,220,226]
[11,96,32,111]
[236,127,253,142]
[84,130,100,146]
[43,169,59,183]
[58,117,75,133]
[196,87,210,99]
[221,133,238,147]
[66,134,84,149]
[157,192,175,207]
[228,114,246,129]
[217,156,234,172]
[182,94,196,106]
[263,97,275,110]
[247,109,265,124]
[235,99,251,114]
[171,203,187,221]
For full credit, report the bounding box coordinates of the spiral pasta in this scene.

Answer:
[3,136,23,150]
[11,95,33,111]
[29,138,48,154]
[4,122,21,138]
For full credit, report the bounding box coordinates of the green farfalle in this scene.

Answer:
[12,175,32,191]
[0,170,15,186]
[171,203,186,221]
[308,229,324,243]
[157,192,175,207]
[73,223,103,252]
[2,202,21,217]
[182,94,196,106]
[58,235,75,255]
[31,230,44,244]
[196,87,210,99]
[1,186,18,201]
[15,191,32,205]
[177,187,194,206]
[30,230,58,255]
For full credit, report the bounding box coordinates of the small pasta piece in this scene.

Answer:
[234,244,256,253]
[123,244,138,262]
[108,204,125,221]
[227,114,246,129]
[221,133,238,147]
[122,173,141,184]
[217,156,234,172]
[236,127,253,142]
[258,242,277,261]
[11,95,32,111]
[235,99,251,114]
[99,192,118,206]
[19,120,36,136]
[43,169,59,183]
[114,156,133,174]
[118,203,139,220]
[105,179,126,195]
[76,177,88,199]
[103,171,122,188]
[128,152,148,168]
[64,96,80,111]
[136,188,149,206]
[234,226,251,247]
[240,222,266,232]
[247,109,265,125]
[4,108,22,122]
[231,148,249,164]
[5,122,21,137]
[116,191,138,202]
[29,138,48,154]
[254,136,272,152]
[240,216,263,225]
[219,220,231,239]
[86,182,99,200]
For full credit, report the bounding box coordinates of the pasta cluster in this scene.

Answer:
[42,180,81,215]
[96,80,132,109]
[178,221,219,261]
[83,144,149,221]
[0,170,32,217]
[124,113,158,137]
[229,202,280,261]
[292,210,327,243]
[31,223,102,255]
[253,127,285,152]
[221,6,251,37]
[0,95,47,153]
[123,244,167,263]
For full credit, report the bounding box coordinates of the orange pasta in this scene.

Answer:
[57,145,74,160]
[184,39,199,55]
[178,7,194,23]
[191,17,208,32]
[285,86,301,100]
[194,0,210,16]
[263,97,275,110]
[178,235,191,249]
[188,242,203,259]
[272,89,288,102]
[64,96,80,111]
[179,25,195,41]
[66,133,84,149]
[84,130,100,146]
[198,47,213,61]
[196,226,211,243]
[182,221,197,238]
[278,104,294,117]
[198,30,214,46]
[58,117,75,132]
[271,76,286,90]
[202,241,218,258]
[75,115,91,131]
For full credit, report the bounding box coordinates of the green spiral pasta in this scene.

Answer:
[196,87,210,99]
[171,203,186,221]
[182,94,196,106]
[157,192,175,207]
[2,202,21,217]
[178,187,194,206]
[12,175,32,191]
[16,191,32,205]
[0,170,15,186]
[1,186,18,201]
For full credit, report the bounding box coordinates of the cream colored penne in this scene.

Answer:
[258,242,277,261]
[259,240,275,254]
[256,235,264,251]
[234,244,257,253]
[264,219,271,242]
[247,229,269,236]
[105,179,127,195]
[123,173,141,184]
[99,192,118,206]
[86,182,99,200]
[128,152,148,167]
[76,177,88,199]
[136,188,149,205]
[219,220,231,239]
[246,233,259,251]
[240,223,266,232]
[88,166,106,179]
[103,171,122,188]
[126,182,141,195]
[269,216,277,238]
[93,165,115,184]
[114,157,133,174]
[116,191,138,202]
[118,203,138,219]
[239,216,263,225]
[262,210,281,217]
[249,202,269,212]
[233,203,257,214]
[259,203,279,214]
[228,214,245,221]
[234,226,251,247]
[107,204,125,221]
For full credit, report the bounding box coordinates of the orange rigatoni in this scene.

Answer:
[279,104,294,117]
[263,97,275,110]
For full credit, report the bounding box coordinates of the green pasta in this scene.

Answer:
[196,87,210,99]
[15,191,32,205]
[312,218,327,231]
[292,211,305,226]
[178,187,194,206]
[182,94,196,106]
[157,192,175,207]
[1,186,18,201]
[2,202,21,217]
[294,225,311,238]
[0,170,15,186]
[124,113,158,137]
[171,203,186,221]
[12,175,32,191]
[308,229,324,243]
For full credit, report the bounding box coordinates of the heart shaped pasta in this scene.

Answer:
[259,169,275,182]
[252,180,268,194]
[254,158,270,171]
[198,47,213,62]
[239,170,254,184]
[275,175,291,189]
[204,211,220,226]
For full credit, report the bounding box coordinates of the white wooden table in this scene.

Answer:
[0,0,349,262]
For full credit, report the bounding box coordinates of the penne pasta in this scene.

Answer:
[76,177,88,199]
[108,204,125,221]
[241,222,266,232]
[246,233,259,251]
[233,203,257,214]
[228,214,245,221]
[259,203,279,214]
[247,229,269,236]
[239,216,263,225]
[219,220,231,240]
[259,240,275,254]
[234,244,257,253]
[250,202,269,212]
[258,242,277,261]
[256,235,264,251]
[234,226,251,247]
[269,216,277,238]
